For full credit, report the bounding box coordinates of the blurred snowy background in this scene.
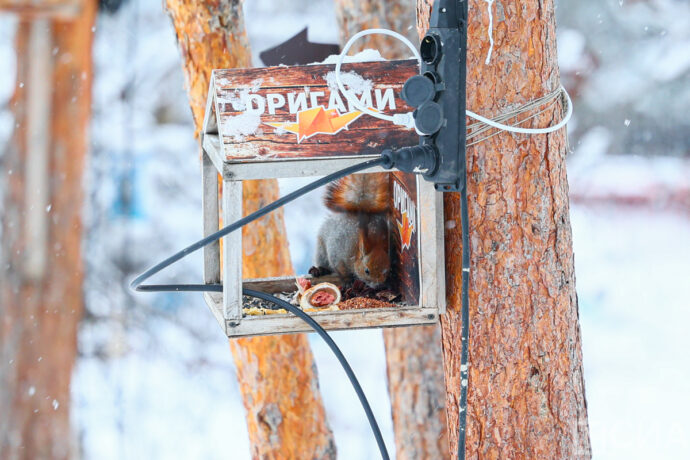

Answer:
[1,0,689,458]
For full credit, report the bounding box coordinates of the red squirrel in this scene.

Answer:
[309,173,391,288]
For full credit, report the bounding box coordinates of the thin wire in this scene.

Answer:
[130,157,386,292]
[243,288,390,460]
[466,86,572,134]
[457,173,471,459]
[467,97,560,147]
[466,87,562,136]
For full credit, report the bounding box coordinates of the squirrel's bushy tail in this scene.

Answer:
[324,172,389,214]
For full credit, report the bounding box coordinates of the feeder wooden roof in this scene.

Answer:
[202,59,418,179]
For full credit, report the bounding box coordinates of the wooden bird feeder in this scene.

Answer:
[200,59,445,337]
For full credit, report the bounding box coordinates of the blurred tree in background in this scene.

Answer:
[0,0,96,458]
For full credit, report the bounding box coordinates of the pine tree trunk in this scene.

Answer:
[334,2,450,458]
[165,1,336,458]
[416,1,591,458]
[0,2,96,458]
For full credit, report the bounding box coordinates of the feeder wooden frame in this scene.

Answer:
[200,62,446,338]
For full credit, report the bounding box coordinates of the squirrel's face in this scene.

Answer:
[355,243,390,288]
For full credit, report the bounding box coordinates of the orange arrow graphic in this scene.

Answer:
[266,105,364,142]
[396,211,415,250]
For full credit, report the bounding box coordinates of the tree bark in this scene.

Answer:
[334,2,450,459]
[165,1,336,458]
[417,1,591,458]
[382,325,449,459]
[0,2,96,458]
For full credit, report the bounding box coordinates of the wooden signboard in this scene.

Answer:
[201,59,445,338]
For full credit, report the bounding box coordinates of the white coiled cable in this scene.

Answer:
[335,28,573,136]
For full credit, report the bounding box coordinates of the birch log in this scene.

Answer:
[417,0,592,458]
[165,1,336,457]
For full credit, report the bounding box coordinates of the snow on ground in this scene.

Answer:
[572,205,690,458]
[73,318,250,460]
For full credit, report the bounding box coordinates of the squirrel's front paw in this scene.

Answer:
[309,266,332,278]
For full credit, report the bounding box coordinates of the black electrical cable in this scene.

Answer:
[243,288,390,460]
[129,156,386,293]
[129,155,394,459]
[457,178,471,459]
[129,148,454,460]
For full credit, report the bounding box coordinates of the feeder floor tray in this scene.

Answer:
[202,276,438,338]
[241,294,410,317]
